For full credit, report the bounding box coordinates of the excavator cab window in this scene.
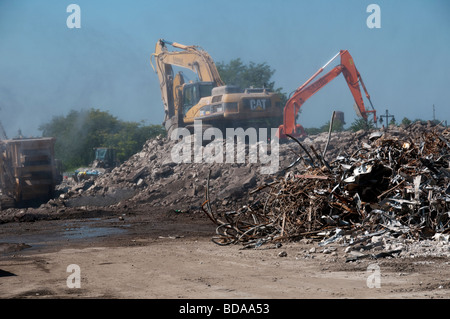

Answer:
[182,82,214,115]
[95,148,108,161]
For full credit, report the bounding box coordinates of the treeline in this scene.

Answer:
[216,58,288,104]
[304,117,444,135]
[305,118,377,135]
[39,108,165,171]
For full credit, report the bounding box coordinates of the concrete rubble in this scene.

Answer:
[2,121,449,260]
[54,128,374,212]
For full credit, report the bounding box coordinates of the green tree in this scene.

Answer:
[104,121,166,162]
[216,58,287,104]
[39,108,165,171]
[319,118,345,133]
[401,117,412,126]
[389,117,397,126]
[349,118,375,132]
[304,127,322,135]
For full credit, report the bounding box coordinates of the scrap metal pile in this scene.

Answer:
[203,124,450,250]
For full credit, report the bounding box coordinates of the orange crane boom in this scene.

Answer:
[277,50,377,139]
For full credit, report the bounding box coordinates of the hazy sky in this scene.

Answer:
[0,0,449,137]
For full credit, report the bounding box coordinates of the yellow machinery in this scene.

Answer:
[0,137,59,209]
[151,39,283,135]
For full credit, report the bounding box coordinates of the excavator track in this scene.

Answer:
[0,193,15,210]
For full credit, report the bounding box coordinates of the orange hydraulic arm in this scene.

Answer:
[277,50,377,139]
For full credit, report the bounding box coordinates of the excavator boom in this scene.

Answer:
[151,39,225,128]
[277,50,376,139]
[152,39,224,85]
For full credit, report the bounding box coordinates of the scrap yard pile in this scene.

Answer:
[203,123,450,258]
[2,121,450,259]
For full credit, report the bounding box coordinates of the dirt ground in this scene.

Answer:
[1,204,450,300]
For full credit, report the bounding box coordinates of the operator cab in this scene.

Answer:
[182,82,214,115]
[93,147,117,168]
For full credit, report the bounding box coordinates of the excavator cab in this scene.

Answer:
[181,82,214,116]
[92,147,118,169]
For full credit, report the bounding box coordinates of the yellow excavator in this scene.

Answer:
[150,39,284,135]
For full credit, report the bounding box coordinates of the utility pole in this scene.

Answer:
[433,104,436,122]
[379,109,395,130]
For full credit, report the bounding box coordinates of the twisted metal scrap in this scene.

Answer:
[202,126,450,248]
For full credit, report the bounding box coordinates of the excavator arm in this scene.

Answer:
[152,39,224,85]
[277,50,377,139]
[151,39,224,118]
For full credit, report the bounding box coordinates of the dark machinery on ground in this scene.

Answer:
[0,137,60,209]
[92,147,118,169]
[73,147,118,182]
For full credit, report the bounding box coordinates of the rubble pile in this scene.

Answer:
[203,123,450,258]
[34,121,450,259]
[2,120,449,258]
[60,136,270,210]
[57,129,368,211]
